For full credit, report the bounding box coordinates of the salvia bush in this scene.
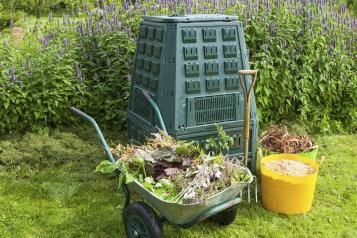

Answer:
[0,0,356,133]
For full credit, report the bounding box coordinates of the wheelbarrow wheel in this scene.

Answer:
[208,205,238,226]
[123,202,163,238]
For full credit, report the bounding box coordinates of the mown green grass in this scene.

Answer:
[0,128,356,238]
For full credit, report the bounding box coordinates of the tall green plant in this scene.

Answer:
[0,0,355,133]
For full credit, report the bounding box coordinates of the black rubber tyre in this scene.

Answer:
[123,202,163,238]
[208,205,238,226]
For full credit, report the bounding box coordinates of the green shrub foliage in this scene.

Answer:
[0,1,356,133]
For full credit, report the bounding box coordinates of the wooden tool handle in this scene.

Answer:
[239,70,257,76]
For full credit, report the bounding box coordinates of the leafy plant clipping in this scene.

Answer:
[205,125,234,156]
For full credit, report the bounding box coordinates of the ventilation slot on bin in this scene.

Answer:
[186,93,239,126]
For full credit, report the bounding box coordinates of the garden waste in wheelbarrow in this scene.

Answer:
[126,173,252,225]
[70,107,253,238]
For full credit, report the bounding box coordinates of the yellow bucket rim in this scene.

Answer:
[260,154,319,182]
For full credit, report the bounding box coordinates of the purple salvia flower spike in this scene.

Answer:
[49,11,53,22]
[86,17,91,35]
[26,55,29,68]
[9,65,15,81]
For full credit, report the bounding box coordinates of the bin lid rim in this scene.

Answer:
[143,14,238,23]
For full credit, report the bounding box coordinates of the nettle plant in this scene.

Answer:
[205,125,234,156]
[0,0,356,133]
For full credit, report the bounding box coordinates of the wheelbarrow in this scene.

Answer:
[71,105,253,238]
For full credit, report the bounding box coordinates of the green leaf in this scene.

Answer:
[138,174,144,183]
[125,173,136,184]
[34,112,40,119]
[118,174,124,189]
[131,156,144,167]
[159,178,175,190]
[144,176,155,184]
[154,182,163,188]
[95,160,116,174]
[4,101,9,110]
[143,181,154,191]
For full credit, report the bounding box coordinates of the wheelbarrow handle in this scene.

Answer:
[140,89,167,133]
[70,107,116,163]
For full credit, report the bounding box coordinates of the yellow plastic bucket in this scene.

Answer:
[260,154,319,214]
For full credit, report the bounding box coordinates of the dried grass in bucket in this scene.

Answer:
[264,159,315,176]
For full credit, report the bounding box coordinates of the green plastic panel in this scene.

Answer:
[152,62,160,75]
[223,44,237,58]
[156,28,164,42]
[184,47,198,60]
[203,28,217,42]
[204,62,219,76]
[182,29,197,43]
[136,58,144,69]
[186,80,201,94]
[138,42,145,54]
[148,27,156,41]
[225,76,240,90]
[135,73,143,84]
[142,76,150,87]
[144,59,151,72]
[206,78,220,92]
[186,93,239,126]
[222,27,236,41]
[143,15,238,23]
[133,87,153,122]
[185,63,200,77]
[153,46,162,59]
[224,60,239,74]
[150,78,159,90]
[204,46,218,59]
[146,44,153,57]
[140,26,148,39]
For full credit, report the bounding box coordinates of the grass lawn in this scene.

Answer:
[0,127,356,238]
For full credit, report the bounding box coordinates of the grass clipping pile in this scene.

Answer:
[96,132,251,204]
[260,125,316,153]
[264,160,315,176]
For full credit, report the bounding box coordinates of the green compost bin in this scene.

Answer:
[127,14,259,172]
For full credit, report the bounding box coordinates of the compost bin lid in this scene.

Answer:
[143,14,238,23]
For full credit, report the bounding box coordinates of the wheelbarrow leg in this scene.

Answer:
[122,184,131,208]
[245,175,259,204]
